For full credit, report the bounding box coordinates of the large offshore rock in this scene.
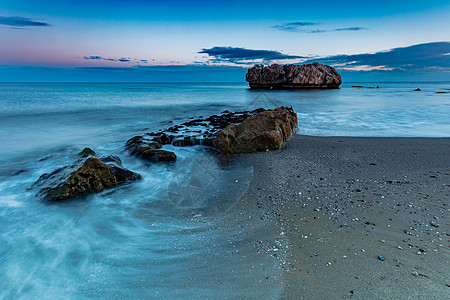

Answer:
[213,106,298,154]
[246,62,342,89]
[33,156,141,201]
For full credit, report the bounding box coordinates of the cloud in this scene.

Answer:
[83,56,103,60]
[272,21,368,33]
[304,42,450,71]
[198,46,305,63]
[83,56,136,63]
[0,16,50,28]
[271,22,318,31]
[334,27,367,31]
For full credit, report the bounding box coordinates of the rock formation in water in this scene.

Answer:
[33,155,141,201]
[246,62,342,89]
[213,106,298,154]
[126,107,298,155]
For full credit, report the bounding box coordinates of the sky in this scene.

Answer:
[0,0,449,82]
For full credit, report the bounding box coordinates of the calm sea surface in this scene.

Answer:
[0,82,449,299]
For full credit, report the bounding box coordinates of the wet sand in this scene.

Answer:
[236,135,449,299]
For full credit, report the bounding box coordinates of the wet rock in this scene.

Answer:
[414,88,421,91]
[78,147,96,157]
[173,136,201,147]
[150,150,177,162]
[101,155,141,182]
[126,135,176,162]
[33,156,141,201]
[378,255,385,261]
[246,63,342,89]
[213,106,298,154]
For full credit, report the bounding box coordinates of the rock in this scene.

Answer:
[101,155,141,182]
[378,255,385,261]
[414,88,421,91]
[173,136,201,147]
[151,150,177,162]
[213,106,298,154]
[149,132,173,145]
[32,156,141,201]
[246,63,342,89]
[430,221,439,228]
[78,147,96,157]
[126,135,176,162]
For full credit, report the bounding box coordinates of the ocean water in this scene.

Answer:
[0,82,449,299]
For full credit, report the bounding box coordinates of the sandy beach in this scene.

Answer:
[235,135,449,299]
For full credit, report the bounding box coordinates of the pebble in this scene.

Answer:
[378,255,385,261]
[412,271,419,277]
[430,221,439,228]
[380,239,385,243]
[397,246,403,250]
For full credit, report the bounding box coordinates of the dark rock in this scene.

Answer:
[151,150,177,162]
[173,136,201,147]
[78,147,96,157]
[246,63,342,89]
[126,135,176,162]
[213,106,298,154]
[149,132,173,145]
[414,88,421,91]
[32,157,141,202]
[378,255,385,261]
[100,155,141,182]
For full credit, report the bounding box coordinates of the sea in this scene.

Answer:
[0,82,449,299]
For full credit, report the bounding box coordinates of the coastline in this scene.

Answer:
[235,134,449,299]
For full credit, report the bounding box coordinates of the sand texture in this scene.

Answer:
[236,135,449,299]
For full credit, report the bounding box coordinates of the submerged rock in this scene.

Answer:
[78,147,96,157]
[246,62,342,89]
[33,156,141,201]
[213,106,298,154]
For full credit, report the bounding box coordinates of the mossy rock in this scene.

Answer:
[78,147,96,157]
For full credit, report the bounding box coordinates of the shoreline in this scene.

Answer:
[235,134,449,299]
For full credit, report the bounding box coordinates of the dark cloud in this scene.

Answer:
[334,27,367,31]
[272,21,368,33]
[83,56,103,60]
[272,22,318,31]
[199,46,305,63]
[0,16,50,28]
[83,56,138,63]
[304,42,450,71]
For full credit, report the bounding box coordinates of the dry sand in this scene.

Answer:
[235,135,449,299]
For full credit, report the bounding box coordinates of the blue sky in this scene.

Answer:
[0,0,449,81]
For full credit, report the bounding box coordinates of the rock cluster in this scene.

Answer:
[125,108,267,160]
[33,107,298,201]
[33,155,141,201]
[246,62,342,89]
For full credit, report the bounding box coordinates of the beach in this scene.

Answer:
[235,135,449,299]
